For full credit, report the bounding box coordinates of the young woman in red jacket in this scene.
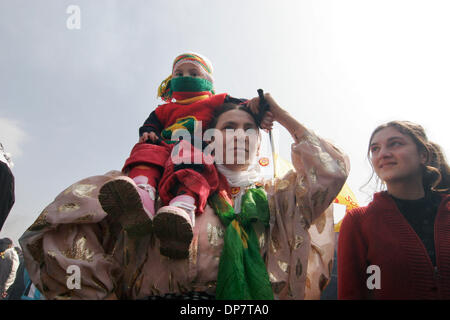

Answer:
[338,121,450,299]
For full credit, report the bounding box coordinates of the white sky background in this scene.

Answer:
[0,0,449,243]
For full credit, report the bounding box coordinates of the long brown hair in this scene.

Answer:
[367,121,449,193]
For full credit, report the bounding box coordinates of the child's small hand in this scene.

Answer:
[139,132,159,143]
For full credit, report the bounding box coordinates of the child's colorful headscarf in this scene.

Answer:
[157,52,215,102]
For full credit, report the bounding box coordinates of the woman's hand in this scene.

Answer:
[248,92,306,143]
[261,111,274,131]
[247,92,286,128]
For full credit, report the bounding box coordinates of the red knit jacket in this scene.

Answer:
[338,191,450,299]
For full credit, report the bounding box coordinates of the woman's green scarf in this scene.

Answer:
[208,186,274,300]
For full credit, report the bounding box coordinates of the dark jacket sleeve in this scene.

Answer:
[0,161,14,231]
[139,111,163,137]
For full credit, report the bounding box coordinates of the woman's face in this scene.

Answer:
[369,126,426,185]
[213,109,260,170]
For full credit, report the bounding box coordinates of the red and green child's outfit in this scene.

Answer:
[99,53,244,259]
[123,90,228,216]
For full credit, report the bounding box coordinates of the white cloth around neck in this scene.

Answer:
[216,163,262,188]
[216,163,263,214]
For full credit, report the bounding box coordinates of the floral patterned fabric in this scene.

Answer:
[19,128,349,300]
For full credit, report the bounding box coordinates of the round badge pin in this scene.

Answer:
[259,157,270,167]
[231,187,241,195]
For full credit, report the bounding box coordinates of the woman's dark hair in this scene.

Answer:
[367,121,449,193]
[209,98,261,130]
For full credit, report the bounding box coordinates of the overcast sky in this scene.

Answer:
[1,0,449,243]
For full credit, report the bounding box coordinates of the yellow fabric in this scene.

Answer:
[175,94,210,105]
[231,220,248,249]
[273,153,294,178]
[157,75,172,99]
[333,183,359,232]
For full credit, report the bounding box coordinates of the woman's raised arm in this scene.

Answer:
[249,93,350,224]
